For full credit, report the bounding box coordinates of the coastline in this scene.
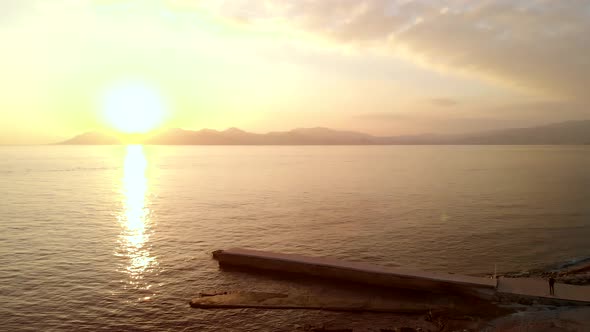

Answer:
[197,251,590,331]
[497,258,590,286]
[410,257,590,331]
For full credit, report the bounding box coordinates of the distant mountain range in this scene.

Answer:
[59,120,590,145]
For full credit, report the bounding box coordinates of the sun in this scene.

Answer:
[102,82,167,134]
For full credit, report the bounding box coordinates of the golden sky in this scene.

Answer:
[1,0,589,143]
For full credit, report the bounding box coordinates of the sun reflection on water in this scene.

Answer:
[117,145,157,293]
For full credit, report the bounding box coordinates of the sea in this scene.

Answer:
[1,145,589,331]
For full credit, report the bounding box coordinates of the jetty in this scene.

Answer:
[212,248,496,299]
[211,248,590,305]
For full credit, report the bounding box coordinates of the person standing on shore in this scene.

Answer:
[549,276,556,295]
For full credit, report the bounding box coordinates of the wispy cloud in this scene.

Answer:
[429,98,457,107]
[197,0,590,101]
[352,99,590,135]
[354,112,408,121]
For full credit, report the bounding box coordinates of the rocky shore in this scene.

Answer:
[497,259,590,286]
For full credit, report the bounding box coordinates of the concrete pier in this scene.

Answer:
[212,248,590,305]
[212,248,497,299]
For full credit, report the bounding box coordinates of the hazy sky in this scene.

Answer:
[1,0,589,143]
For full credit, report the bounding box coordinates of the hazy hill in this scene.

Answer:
[58,120,590,145]
[59,131,122,145]
[447,120,590,145]
[265,127,374,145]
[142,127,375,145]
[380,120,590,144]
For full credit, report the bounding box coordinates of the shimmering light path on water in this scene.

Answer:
[117,145,157,300]
[1,146,590,330]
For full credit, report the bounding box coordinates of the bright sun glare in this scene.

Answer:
[102,82,166,134]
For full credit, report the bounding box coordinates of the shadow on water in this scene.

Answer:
[215,264,490,308]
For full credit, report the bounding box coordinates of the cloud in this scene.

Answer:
[8,1,589,103]
[197,0,590,101]
[352,99,590,135]
[354,112,408,121]
[429,98,457,107]
[0,0,36,23]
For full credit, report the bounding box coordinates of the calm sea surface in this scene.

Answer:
[1,145,590,331]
